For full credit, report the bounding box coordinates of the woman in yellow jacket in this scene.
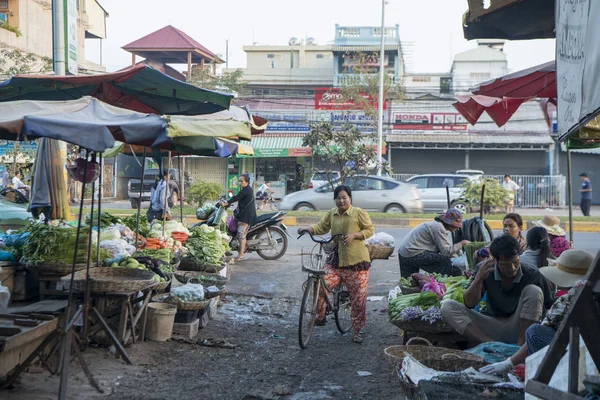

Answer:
[298,185,374,343]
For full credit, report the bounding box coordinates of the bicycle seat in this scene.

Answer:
[302,266,326,275]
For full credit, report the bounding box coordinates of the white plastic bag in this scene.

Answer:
[99,239,129,259]
[366,232,395,247]
[170,283,204,302]
[451,253,468,272]
[0,282,9,313]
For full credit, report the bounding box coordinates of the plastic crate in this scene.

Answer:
[174,309,198,324]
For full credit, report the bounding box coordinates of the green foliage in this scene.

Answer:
[188,66,246,95]
[0,49,52,76]
[186,181,223,207]
[461,178,510,209]
[0,21,22,37]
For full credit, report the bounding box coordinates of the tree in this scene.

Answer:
[461,178,511,213]
[0,49,52,76]
[304,52,403,185]
[187,64,246,96]
[2,141,36,178]
[186,181,224,207]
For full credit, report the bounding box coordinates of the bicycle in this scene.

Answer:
[257,191,279,211]
[297,231,352,349]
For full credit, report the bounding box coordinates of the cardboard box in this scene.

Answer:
[172,319,199,339]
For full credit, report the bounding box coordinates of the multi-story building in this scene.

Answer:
[0,0,108,75]
[232,24,405,198]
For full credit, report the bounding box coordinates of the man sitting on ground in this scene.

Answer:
[441,235,555,345]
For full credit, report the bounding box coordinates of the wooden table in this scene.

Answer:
[90,285,156,346]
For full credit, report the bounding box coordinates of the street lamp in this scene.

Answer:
[376,0,387,175]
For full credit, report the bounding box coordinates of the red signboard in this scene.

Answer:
[288,148,313,157]
[392,112,468,131]
[315,88,388,110]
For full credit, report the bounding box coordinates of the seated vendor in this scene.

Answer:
[441,235,555,345]
[480,249,595,375]
[397,209,470,278]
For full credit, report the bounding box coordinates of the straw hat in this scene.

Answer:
[539,249,595,288]
[532,215,565,236]
[435,209,463,228]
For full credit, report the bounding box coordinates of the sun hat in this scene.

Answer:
[532,215,566,237]
[539,249,595,288]
[435,209,463,228]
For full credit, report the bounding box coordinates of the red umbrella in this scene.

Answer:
[453,61,556,127]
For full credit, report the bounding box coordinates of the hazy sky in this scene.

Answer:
[88,0,555,74]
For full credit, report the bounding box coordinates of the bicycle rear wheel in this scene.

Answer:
[334,283,352,334]
[298,277,319,349]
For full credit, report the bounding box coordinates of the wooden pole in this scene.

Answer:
[187,51,192,81]
[135,148,147,239]
[162,152,172,237]
[178,157,183,223]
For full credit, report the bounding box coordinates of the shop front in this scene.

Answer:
[241,135,312,199]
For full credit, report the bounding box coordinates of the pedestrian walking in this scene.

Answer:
[502,175,519,214]
[579,173,592,216]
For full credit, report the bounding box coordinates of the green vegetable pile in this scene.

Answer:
[122,214,150,237]
[133,249,172,264]
[186,225,228,266]
[86,212,121,229]
[442,278,472,304]
[388,291,439,321]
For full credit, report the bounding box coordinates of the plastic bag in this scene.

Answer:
[196,204,216,220]
[114,224,134,240]
[366,232,395,247]
[0,250,15,262]
[99,229,121,242]
[226,215,237,234]
[0,282,9,313]
[99,239,129,259]
[451,253,468,272]
[170,283,204,302]
[1,232,30,247]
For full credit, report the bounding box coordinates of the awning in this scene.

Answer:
[462,0,555,41]
[240,135,312,158]
[386,133,554,150]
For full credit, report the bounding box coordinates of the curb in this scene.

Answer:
[111,214,599,233]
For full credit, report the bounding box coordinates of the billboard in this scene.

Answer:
[392,112,468,131]
[314,88,388,110]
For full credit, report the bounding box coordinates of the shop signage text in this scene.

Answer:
[314,88,388,110]
[392,112,468,131]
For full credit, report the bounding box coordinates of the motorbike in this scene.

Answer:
[194,194,290,260]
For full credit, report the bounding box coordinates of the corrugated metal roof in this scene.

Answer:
[242,135,306,149]
[560,143,600,154]
[386,133,554,145]
[332,45,400,52]
[122,25,218,58]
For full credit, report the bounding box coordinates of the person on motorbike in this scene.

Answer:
[220,174,256,261]
[256,181,273,210]
[11,171,30,198]
[298,185,374,344]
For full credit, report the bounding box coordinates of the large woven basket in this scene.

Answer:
[390,318,456,334]
[367,244,394,260]
[173,271,228,288]
[384,337,487,373]
[34,263,90,276]
[179,257,225,273]
[151,278,172,293]
[165,296,210,311]
[61,267,156,293]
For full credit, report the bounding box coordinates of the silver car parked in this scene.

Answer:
[405,173,480,213]
[279,175,422,213]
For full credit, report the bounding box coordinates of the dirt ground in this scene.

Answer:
[2,294,409,400]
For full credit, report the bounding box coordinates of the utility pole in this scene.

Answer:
[226,39,229,69]
[376,0,386,176]
[52,0,66,75]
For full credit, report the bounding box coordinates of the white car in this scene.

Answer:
[405,174,481,213]
[308,171,341,189]
[280,175,422,213]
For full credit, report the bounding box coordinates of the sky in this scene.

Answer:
[88,0,555,74]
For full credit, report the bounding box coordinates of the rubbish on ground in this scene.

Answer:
[197,338,238,349]
[357,371,372,377]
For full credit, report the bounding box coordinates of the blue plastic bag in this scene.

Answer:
[0,251,16,262]
[465,342,521,363]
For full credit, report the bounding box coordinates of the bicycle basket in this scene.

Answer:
[301,248,324,273]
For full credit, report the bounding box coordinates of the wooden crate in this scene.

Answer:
[172,319,199,339]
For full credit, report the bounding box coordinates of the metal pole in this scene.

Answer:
[58,149,89,400]
[52,0,66,75]
[376,0,386,176]
[135,148,147,239]
[81,158,96,349]
[567,148,574,245]
[178,157,183,223]
[162,152,172,237]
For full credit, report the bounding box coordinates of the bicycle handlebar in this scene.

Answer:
[297,230,344,243]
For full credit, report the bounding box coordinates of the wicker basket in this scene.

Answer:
[179,257,225,272]
[367,244,394,260]
[165,296,210,311]
[151,278,171,292]
[34,263,90,276]
[384,337,487,372]
[173,271,228,288]
[389,318,456,334]
[204,288,227,299]
[61,267,156,293]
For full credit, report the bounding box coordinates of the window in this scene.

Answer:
[384,180,399,190]
[470,72,491,80]
[0,13,6,23]
[428,177,452,189]
[316,53,331,60]
[412,76,431,83]
[266,53,282,60]
[0,1,8,9]
[407,177,427,189]
[440,77,452,94]
[354,178,386,191]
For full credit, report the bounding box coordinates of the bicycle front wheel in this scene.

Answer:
[298,277,320,349]
[269,200,280,211]
[334,283,352,334]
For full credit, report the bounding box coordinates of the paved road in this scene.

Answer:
[226,228,600,300]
